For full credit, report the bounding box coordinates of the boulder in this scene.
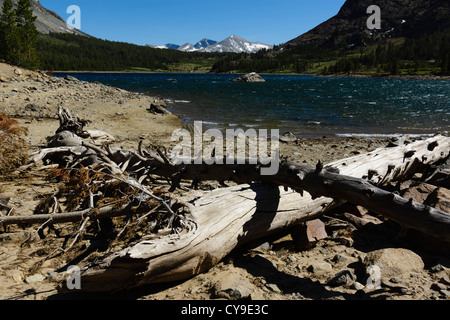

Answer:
[233,72,265,82]
[147,103,171,115]
[279,132,298,143]
[211,269,257,300]
[361,248,424,281]
[291,219,327,250]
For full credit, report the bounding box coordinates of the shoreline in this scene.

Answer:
[51,70,450,81]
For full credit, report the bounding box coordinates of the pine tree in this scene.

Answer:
[15,0,38,68]
[0,0,18,62]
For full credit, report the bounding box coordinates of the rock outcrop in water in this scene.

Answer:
[233,72,265,83]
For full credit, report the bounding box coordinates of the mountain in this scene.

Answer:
[202,35,272,53]
[0,0,85,36]
[282,0,450,50]
[194,38,217,50]
[148,36,272,53]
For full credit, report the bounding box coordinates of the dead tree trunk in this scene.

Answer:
[66,135,450,293]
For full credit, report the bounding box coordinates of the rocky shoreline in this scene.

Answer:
[0,62,449,301]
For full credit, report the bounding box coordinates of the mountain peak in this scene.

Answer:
[148,35,272,53]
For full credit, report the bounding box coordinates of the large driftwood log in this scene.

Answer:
[66,135,450,293]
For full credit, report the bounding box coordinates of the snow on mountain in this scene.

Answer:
[202,35,272,53]
[178,43,196,51]
[147,35,272,53]
[194,38,217,50]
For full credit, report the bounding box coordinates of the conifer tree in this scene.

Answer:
[0,0,18,62]
[16,0,38,68]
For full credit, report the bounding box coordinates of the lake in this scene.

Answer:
[54,72,450,138]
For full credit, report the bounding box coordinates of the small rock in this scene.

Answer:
[352,282,365,290]
[147,103,171,115]
[212,270,256,300]
[14,68,22,76]
[291,219,327,250]
[424,187,450,213]
[265,283,281,293]
[327,270,357,288]
[440,290,450,298]
[257,242,271,250]
[0,195,10,206]
[8,270,23,283]
[25,274,45,284]
[308,262,333,274]
[431,283,448,291]
[64,75,78,82]
[440,276,450,286]
[430,264,446,273]
[279,132,298,143]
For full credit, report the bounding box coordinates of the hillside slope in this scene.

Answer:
[282,0,450,50]
[0,0,85,35]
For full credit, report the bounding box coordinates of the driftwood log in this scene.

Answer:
[5,108,449,292]
[63,134,450,293]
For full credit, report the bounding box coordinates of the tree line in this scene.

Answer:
[0,0,38,69]
[212,31,450,76]
[36,33,226,72]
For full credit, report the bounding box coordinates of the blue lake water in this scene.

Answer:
[54,72,449,138]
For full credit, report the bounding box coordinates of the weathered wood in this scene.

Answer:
[64,135,450,293]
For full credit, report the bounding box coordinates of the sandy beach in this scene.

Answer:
[1,62,449,301]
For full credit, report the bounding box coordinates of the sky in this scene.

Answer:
[39,0,346,46]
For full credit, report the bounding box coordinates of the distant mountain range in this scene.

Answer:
[148,35,273,53]
[0,0,85,36]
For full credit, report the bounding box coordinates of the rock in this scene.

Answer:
[233,72,265,82]
[0,195,10,206]
[291,219,327,250]
[424,187,450,213]
[7,270,23,283]
[25,274,45,284]
[440,290,450,298]
[430,264,446,273]
[401,182,437,204]
[308,262,333,274]
[361,248,424,281]
[352,282,365,290]
[64,75,79,82]
[327,270,357,288]
[14,68,22,76]
[212,270,257,300]
[431,282,448,291]
[147,103,171,115]
[279,132,298,143]
[265,283,281,293]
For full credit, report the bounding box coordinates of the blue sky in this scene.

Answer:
[39,0,346,46]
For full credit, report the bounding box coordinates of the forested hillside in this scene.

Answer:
[211,30,450,76]
[37,33,226,72]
